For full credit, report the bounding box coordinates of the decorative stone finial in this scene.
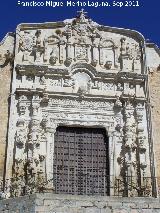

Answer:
[77,8,88,22]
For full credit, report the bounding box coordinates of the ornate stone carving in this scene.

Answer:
[40,76,46,85]
[5,11,153,198]
[118,100,138,195]
[105,61,112,70]
[18,95,28,115]
[15,9,143,76]
[117,83,124,91]
[19,31,34,61]
[63,78,75,88]
[50,97,114,111]
[49,46,58,65]
[15,129,26,147]
[119,37,142,72]
[122,83,135,98]
[135,103,148,179]
[99,39,118,70]
[114,97,122,109]
[33,30,44,62]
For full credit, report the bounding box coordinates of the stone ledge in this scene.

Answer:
[0,193,160,213]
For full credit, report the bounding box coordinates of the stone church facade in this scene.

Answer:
[0,10,160,212]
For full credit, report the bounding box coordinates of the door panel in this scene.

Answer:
[53,126,109,195]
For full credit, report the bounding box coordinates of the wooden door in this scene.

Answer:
[53,126,109,195]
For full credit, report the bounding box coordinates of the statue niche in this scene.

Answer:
[43,34,61,65]
[119,37,142,72]
[33,30,45,63]
[18,31,34,62]
[72,71,92,94]
[100,39,118,70]
[73,36,91,63]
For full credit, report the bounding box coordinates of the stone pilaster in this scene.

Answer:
[45,119,57,191]
[123,100,137,196]
[99,45,104,65]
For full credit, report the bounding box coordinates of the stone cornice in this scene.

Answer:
[17,21,65,31]
[16,64,69,76]
[15,88,146,102]
[15,64,147,82]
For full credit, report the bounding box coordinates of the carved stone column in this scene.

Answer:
[10,95,29,197]
[123,100,137,196]
[43,39,48,62]
[23,51,30,61]
[59,41,64,64]
[99,45,104,65]
[25,101,42,194]
[135,103,151,195]
[114,97,123,178]
[12,117,27,197]
[91,45,98,66]
[135,103,147,168]
[66,42,72,65]
[34,30,44,63]
[113,46,119,68]
[104,121,116,196]
[45,119,57,191]
[35,50,41,63]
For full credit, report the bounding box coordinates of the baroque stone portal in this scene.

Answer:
[3,10,158,197]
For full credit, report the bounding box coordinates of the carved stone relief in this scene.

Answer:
[119,38,142,72]
[16,10,142,74]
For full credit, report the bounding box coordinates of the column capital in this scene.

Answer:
[46,124,58,134]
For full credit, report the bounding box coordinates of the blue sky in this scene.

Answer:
[1,0,160,46]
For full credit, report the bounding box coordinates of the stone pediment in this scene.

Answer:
[15,10,144,75]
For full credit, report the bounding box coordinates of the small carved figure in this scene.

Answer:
[117,83,123,91]
[16,131,25,147]
[34,30,44,62]
[87,80,92,93]
[40,76,46,85]
[35,30,42,48]
[49,47,58,65]
[105,60,112,70]
[19,31,33,61]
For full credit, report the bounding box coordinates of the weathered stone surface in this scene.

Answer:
[141,210,153,213]
[107,201,123,208]
[0,10,156,199]
[0,194,160,213]
[0,10,160,210]
[149,70,160,190]
[100,208,112,213]
[0,33,14,179]
[130,210,140,213]
[112,209,128,213]
[43,199,60,207]
[94,201,107,208]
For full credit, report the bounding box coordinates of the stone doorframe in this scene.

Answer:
[45,119,115,195]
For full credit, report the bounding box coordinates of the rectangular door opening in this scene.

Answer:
[53,126,110,195]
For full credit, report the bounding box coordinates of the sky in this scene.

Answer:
[0,0,160,47]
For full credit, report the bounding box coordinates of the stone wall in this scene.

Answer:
[149,69,160,188]
[0,193,160,213]
[0,33,14,179]
[0,65,12,178]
